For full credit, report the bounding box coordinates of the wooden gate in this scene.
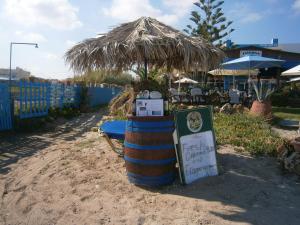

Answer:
[0,83,12,131]
[19,81,50,119]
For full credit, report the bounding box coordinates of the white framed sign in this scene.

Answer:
[136,99,163,117]
[173,107,218,184]
[179,131,218,184]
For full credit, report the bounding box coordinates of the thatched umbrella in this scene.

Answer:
[65,17,224,77]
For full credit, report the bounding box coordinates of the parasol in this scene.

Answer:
[65,17,224,78]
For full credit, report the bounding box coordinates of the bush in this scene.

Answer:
[214,113,284,156]
[271,84,300,107]
[270,92,288,107]
[14,117,48,132]
[48,106,80,119]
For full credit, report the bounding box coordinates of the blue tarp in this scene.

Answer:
[100,120,126,140]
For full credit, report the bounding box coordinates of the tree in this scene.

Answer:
[184,0,234,47]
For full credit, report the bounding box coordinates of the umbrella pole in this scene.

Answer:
[233,76,235,89]
[248,61,251,96]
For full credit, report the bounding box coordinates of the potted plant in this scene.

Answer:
[250,79,275,119]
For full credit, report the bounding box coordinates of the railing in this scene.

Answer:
[19,81,50,119]
[0,80,122,131]
[0,83,12,130]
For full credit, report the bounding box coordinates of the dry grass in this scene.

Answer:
[109,88,135,118]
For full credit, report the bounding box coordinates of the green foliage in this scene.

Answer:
[14,106,81,132]
[271,92,288,107]
[132,68,169,98]
[72,70,133,86]
[49,107,80,119]
[79,85,89,111]
[214,113,284,156]
[271,84,300,107]
[251,80,275,102]
[184,0,234,46]
[14,117,48,132]
[272,107,300,121]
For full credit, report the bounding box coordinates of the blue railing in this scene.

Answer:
[0,81,122,130]
[50,83,80,108]
[19,81,50,119]
[0,83,12,130]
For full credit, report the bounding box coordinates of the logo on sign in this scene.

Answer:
[240,50,262,57]
[187,111,203,133]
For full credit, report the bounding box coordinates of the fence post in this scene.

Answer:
[46,82,51,113]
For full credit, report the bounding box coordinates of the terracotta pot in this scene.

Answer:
[292,137,300,152]
[250,100,272,119]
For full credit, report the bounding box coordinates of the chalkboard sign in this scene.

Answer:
[173,107,218,184]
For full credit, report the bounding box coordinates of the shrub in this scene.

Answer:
[271,84,300,107]
[214,113,284,156]
[48,106,80,119]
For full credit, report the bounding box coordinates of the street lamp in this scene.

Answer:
[9,42,39,115]
[9,42,39,88]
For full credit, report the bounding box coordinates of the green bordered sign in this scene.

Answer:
[173,107,218,184]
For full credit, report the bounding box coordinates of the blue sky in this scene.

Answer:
[0,0,299,79]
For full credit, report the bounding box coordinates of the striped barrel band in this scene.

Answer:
[127,171,175,181]
[125,127,174,133]
[127,175,175,186]
[124,141,174,150]
[126,120,174,128]
[124,155,176,165]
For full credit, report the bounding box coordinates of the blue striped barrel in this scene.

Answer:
[124,115,176,187]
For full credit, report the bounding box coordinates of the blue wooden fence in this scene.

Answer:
[0,83,12,130]
[50,83,80,108]
[88,87,122,107]
[50,83,64,108]
[0,81,122,131]
[19,81,50,119]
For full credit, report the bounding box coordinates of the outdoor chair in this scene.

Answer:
[178,92,190,103]
[99,120,126,156]
[217,91,228,104]
[169,88,181,103]
[190,88,205,104]
[229,89,240,104]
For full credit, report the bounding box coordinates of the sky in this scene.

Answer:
[0,0,299,80]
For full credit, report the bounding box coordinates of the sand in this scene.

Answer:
[1,110,300,225]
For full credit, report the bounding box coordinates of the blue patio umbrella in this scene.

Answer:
[221,55,285,92]
[222,55,285,70]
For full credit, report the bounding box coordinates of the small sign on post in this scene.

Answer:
[173,107,218,184]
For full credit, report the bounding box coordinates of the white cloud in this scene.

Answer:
[103,0,161,21]
[4,0,82,30]
[240,13,263,23]
[293,0,300,11]
[229,3,264,24]
[44,53,60,60]
[66,40,76,47]
[103,0,194,25]
[15,31,47,43]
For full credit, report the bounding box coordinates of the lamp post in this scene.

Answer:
[9,42,38,93]
[9,42,39,114]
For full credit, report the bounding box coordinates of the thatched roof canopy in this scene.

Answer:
[65,17,224,73]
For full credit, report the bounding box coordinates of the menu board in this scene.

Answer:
[173,107,218,184]
[136,99,164,116]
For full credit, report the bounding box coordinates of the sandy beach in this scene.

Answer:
[1,110,300,225]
